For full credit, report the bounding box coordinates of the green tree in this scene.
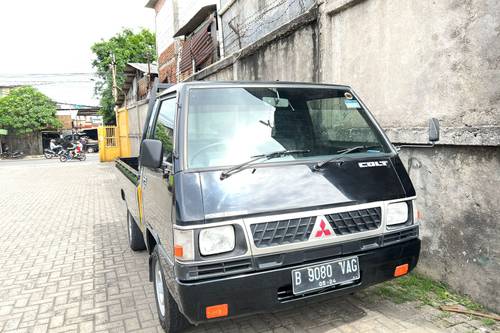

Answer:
[91,28,156,125]
[0,86,61,134]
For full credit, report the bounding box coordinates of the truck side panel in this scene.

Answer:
[116,158,141,227]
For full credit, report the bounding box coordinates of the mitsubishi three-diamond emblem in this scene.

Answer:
[309,215,335,240]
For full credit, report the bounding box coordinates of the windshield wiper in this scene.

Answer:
[314,145,380,170]
[220,149,310,180]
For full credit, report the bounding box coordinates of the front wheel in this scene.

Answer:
[127,210,146,251]
[79,153,86,161]
[152,246,189,333]
[59,155,68,162]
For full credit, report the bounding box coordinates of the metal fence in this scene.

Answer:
[104,126,117,147]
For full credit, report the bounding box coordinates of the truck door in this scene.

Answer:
[141,94,177,262]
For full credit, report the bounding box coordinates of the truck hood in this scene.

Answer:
[193,157,409,220]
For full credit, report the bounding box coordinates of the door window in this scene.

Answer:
[153,97,176,163]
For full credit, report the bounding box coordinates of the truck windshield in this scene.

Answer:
[186,87,391,169]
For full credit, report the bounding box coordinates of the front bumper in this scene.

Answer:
[174,238,420,324]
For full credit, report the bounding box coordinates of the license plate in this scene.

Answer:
[291,257,360,295]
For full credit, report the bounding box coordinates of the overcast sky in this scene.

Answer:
[0,0,155,105]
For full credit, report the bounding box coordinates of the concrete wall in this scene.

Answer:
[400,146,499,312]
[220,0,315,54]
[237,24,318,82]
[320,0,500,145]
[3,132,42,155]
[319,0,500,311]
[188,0,500,312]
[189,5,320,82]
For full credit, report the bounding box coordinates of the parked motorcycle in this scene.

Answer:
[1,147,24,159]
[59,150,86,162]
[44,147,63,159]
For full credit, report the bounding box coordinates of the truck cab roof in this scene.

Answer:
[157,81,353,98]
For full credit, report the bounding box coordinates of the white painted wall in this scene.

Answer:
[155,0,218,54]
[155,1,175,54]
[176,0,218,31]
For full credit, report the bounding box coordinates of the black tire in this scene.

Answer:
[127,210,146,251]
[60,155,68,162]
[152,246,189,333]
[44,152,53,159]
[80,153,86,161]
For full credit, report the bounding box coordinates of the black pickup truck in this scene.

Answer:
[116,81,434,332]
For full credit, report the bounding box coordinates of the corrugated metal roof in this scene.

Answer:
[179,39,193,73]
[127,63,158,75]
[179,20,215,73]
[173,4,217,37]
[145,0,158,9]
[117,63,158,106]
[190,21,215,65]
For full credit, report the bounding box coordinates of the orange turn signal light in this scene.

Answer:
[416,210,423,220]
[206,304,228,319]
[394,263,409,277]
[174,245,183,258]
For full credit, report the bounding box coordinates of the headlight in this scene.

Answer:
[386,202,409,225]
[173,229,195,261]
[199,226,235,256]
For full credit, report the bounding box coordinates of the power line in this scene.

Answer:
[0,81,96,87]
[0,81,96,86]
[0,73,96,77]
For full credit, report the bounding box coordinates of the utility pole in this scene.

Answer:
[146,49,151,93]
[109,52,119,125]
[110,53,118,103]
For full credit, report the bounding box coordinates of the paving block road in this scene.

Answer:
[0,157,497,333]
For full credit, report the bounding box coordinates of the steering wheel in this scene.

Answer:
[190,142,229,165]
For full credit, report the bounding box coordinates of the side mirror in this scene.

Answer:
[429,118,440,142]
[141,139,163,168]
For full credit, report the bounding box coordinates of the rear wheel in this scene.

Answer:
[127,210,146,251]
[152,246,189,333]
[44,152,53,159]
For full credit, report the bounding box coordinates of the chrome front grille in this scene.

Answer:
[250,217,316,248]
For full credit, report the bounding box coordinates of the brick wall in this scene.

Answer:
[158,41,181,84]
